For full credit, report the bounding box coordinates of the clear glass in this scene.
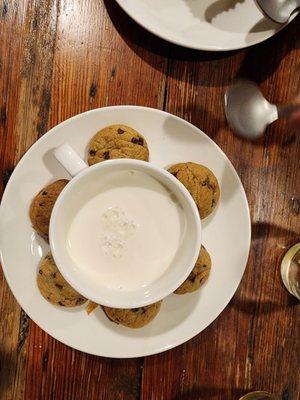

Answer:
[239,391,274,399]
[281,243,300,300]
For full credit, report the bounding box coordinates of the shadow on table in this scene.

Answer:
[104,0,237,78]
[230,295,298,316]
[251,221,299,241]
[170,101,226,140]
[104,1,299,86]
[0,350,16,398]
[222,119,298,147]
[182,82,298,145]
[237,14,300,84]
[170,386,255,400]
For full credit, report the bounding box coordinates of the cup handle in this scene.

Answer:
[54,143,88,177]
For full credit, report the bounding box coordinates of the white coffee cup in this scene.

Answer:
[49,144,202,308]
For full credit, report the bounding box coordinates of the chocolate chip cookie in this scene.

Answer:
[174,245,211,295]
[37,253,87,307]
[102,301,162,328]
[168,162,220,218]
[87,124,149,165]
[30,179,69,240]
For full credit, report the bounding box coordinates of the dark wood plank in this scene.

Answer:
[1,0,63,397]
[49,0,167,125]
[0,1,31,399]
[141,16,300,400]
[25,322,143,400]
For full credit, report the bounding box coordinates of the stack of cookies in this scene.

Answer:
[29,124,220,329]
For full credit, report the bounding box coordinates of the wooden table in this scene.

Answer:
[0,1,299,399]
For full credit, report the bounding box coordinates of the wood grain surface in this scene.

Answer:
[0,1,299,399]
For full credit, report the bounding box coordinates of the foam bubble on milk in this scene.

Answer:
[100,206,138,258]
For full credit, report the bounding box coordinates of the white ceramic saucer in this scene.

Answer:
[115,0,297,51]
[0,106,251,358]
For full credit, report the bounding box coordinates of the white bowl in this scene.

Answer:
[49,156,202,309]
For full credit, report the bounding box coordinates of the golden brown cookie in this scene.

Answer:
[86,301,99,315]
[37,253,87,307]
[168,162,220,218]
[30,179,69,239]
[102,301,162,328]
[174,245,211,295]
[87,124,149,165]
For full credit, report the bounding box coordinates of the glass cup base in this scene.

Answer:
[280,243,300,300]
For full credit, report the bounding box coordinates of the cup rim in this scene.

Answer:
[49,159,202,308]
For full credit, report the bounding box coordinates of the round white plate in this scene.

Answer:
[0,107,251,358]
[115,0,296,51]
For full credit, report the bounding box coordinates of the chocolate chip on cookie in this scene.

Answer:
[87,125,149,165]
[103,150,110,160]
[37,253,87,307]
